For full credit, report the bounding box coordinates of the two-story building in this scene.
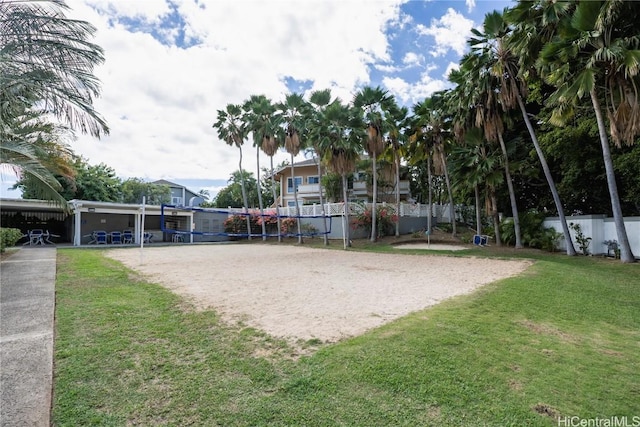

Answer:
[152,179,202,207]
[273,158,412,208]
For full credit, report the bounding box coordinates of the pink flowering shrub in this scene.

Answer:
[352,204,398,237]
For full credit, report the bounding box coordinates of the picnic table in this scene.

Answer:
[22,230,59,246]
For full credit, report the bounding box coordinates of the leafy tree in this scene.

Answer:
[121,178,170,205]
[15,155,121,202]
[213,170,260,209]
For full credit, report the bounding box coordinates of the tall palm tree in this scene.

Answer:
[322,100,362,248]
[469,10,576,255]
[1,0,108,204]
[381,104,409,237]
[407,110,435,233]
[213,104,251,239]
[413,96,457,237]
[452,53,523,248]
[308,89,334,246]
[532,0,638,263]
[243,95,278,241]
[277,93,309,244]
[353,86,396,242]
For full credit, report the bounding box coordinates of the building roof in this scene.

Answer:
[273,158,321,178]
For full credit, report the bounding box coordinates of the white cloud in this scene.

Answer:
[59,0,407,185]
[402,52,424,68]
[466,0,476,13]
[383,68,448,106]
[416,7,474,57]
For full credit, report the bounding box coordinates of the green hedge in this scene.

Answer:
[0,228,24,253]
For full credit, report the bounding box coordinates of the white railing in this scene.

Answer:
[227,202,438,218]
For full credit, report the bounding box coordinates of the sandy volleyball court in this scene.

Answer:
[106,244,530,343]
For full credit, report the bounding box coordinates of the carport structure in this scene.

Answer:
[69,200,194,246]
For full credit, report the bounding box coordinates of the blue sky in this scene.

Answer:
[1,0,512,199]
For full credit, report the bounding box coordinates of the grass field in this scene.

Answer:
[52,243,640,426]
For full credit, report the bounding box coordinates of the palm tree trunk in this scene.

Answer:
[440,149,456,237]
[342,173,351,248]
[590,89,635,263]
[256,146,266,241]
[315,156,329,245]
[427,155,433,233]
[395,150,400,237]
[516,93,575,255]
[475,185,482,235]
[370,153,378,242]
[238,146,251,241]
[290,155,303,244]
[270,155,281,242]
[498,132,522,248]
[490,187,502,246]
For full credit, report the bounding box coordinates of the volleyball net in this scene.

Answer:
[160,204,333,239]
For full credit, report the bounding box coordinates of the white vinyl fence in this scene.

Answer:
[543,215,640,257]
[229,202,443,219]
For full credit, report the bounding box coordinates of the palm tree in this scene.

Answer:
[353,86,396,242]
[213,104,251,239]
[450,128,504,245]
[531,0,638,263]
[1,110,74,207]
[413,96,457,237]
[452,53,524,248]
[381,104,409,237]
[277,93,309,244]
[469,10,577,255]
[322,100,362,248]
[243,95,278,241]
[1,0,108,204]
[308,89,334,246]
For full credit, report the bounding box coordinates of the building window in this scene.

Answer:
[307,176,319,184]
[287,177,302,193]
[171,197,182,205]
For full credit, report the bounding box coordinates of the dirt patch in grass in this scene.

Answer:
[106,244,531,343]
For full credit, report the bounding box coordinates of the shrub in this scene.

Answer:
[569,222,592,256]
[500,209,558,249]
[352,203,398,238]
[531,228,564,252]
[0,228,23,253]
[281,217,297,235]
[224,214,261,239]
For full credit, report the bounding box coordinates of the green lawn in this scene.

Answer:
[53,246,640,426]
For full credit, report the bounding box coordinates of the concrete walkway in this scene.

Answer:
[1,247,56,427]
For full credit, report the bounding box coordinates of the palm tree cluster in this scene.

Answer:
[1,0,109,207]
[214,1,638,262]
[213,87,411,247]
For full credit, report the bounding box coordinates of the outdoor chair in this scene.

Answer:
[473,234,489,246]
[110,231,122,244]
[95,231,108,244]
[122,230,134,244]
